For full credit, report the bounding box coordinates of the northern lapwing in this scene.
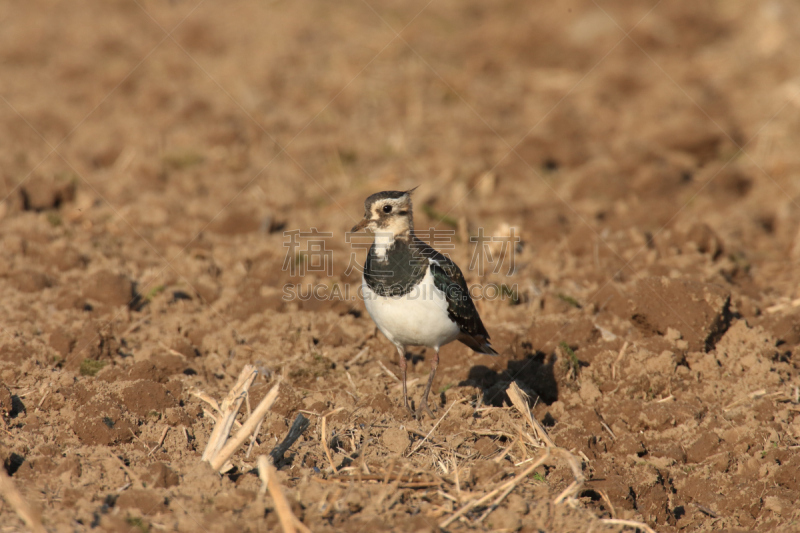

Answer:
[351,188,497,417]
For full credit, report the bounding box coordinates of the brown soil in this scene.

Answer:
[2,1,800,531]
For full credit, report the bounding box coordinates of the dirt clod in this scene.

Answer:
[686,432,721,464]
[144,462,180,488]
[631,277,732,352]
[381,427,410,454]
[116,489,169,513]
[82,270,134,307]
[0,384,13,416]
[72,408,136,446]
[120,381,177,418]
[10,270,52,293]
[20,176,75,211]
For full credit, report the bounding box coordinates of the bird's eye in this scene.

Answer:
[383,205,392,214]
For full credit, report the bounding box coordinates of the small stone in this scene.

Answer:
[469,459,504,486]
[579,380,602,403]
[381,427,410,454]
[50,245,87,271]
[474,436,499,457]
[83,270,134,306]
[208,210,260,235]
[144,462,180,489]
[116,489,168,513]
[665,328,682,342]
[48,328,74,357]
[20,176,76,211]
[685,222,724,259]
[193,280,220,304]
[651,443,686,464]
[0,384,13,416]
[10,270,52,293]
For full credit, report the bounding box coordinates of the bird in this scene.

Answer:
[350,188,497,418]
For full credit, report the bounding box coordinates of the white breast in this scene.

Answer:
[362,267,461,349]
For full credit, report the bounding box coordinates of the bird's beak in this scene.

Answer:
[350,218,369,233]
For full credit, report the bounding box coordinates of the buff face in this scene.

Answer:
[350,191,414,238]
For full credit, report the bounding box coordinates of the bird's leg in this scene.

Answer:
[396,345,413,415]
[417,348,439,419]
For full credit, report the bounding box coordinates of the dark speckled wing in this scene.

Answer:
[413,236,497,355]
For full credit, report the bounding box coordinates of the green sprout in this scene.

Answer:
[144,285,165,302]
[79,359,107,377]
[557,293,581,308]
[560,342,580,376]
[162,149,204,170]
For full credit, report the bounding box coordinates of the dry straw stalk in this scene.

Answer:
[0,467,47,533]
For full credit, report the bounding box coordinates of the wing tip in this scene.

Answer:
[459,334,499,356]
[478,343,499,356]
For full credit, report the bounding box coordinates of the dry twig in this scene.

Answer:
[346,371,359,400]
[507,382,554,447]
[258,455,311,533]
[149,427,169,457]
[408,398,465,456]
[599,489,616,518]
[766,297,800,314]
[598,518,656,533]
[597,416,616,441]
[200,366,259,463]
[245,417,265,458]
[612,341,628,380]
[451,455,463,504]
[376,360,400,382]
[158,341,188,359]
[392,377,419,391]
[346,347,369,367]
[440,450,551,528]
[319,476,440,489]
[493,437,518,464]
[192,390,223,415]
[258,455,270,496]
[321,407,344,474]
[208,382,280,471]
[121,316,149,337]
[552,448,585,504]
[506,383,584,505]
[107,449,141,487]
[198,365,280,472]
[0,467,47,533]
[724,388,769,411]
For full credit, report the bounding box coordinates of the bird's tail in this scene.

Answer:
[458,333,499,356]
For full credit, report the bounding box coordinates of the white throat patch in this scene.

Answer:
[372,231,393,260]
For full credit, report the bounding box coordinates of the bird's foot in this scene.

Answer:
[415,399,436,419]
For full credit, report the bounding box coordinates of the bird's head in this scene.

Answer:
[350,187,417,238]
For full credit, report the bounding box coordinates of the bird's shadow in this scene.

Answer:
[459,348,559,407]
[405,350,426,366]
